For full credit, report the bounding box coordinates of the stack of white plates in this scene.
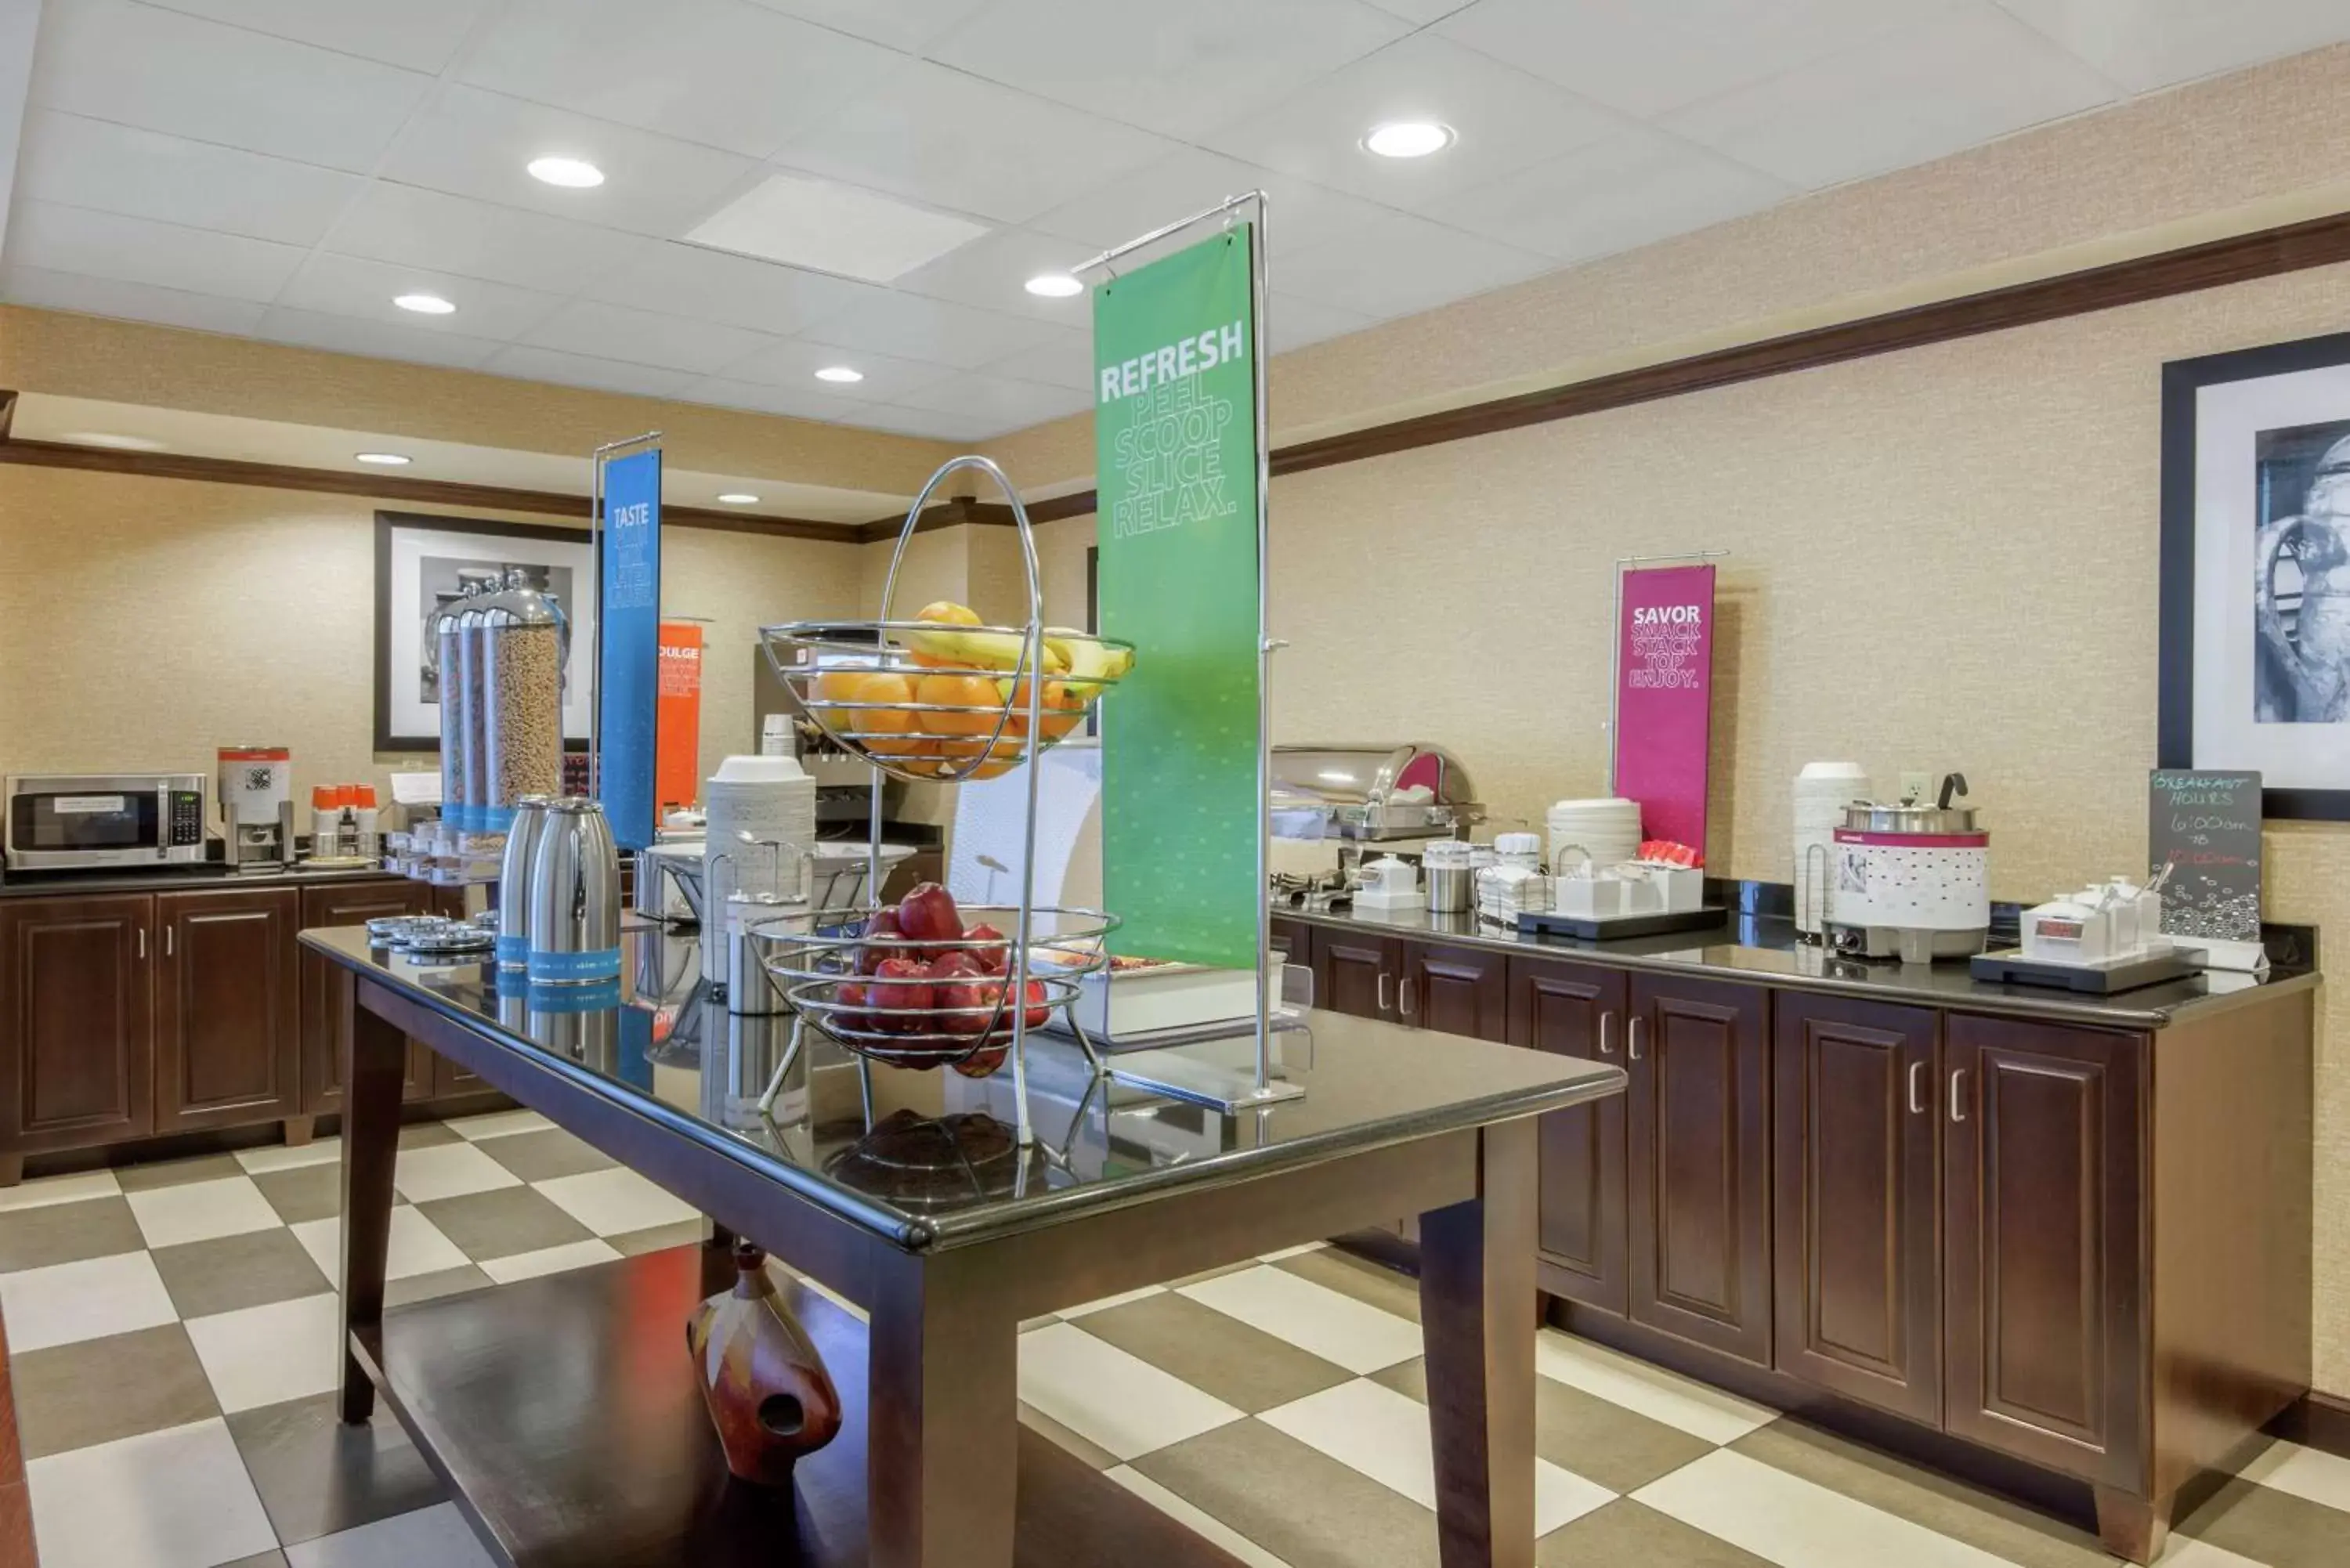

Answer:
[1546,797,1642,876]
[1794,762,1870,933]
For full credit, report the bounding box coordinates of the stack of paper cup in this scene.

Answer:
[1795,763,1870,934]
[1546,797,1642,876]
[703,755,816,910]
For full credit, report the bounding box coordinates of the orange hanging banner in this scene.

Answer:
[655,622,703,815]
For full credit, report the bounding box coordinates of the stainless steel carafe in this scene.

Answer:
[526,799,620,986]
[496,795,552,973]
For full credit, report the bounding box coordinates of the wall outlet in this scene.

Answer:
[1899,770,1932,802]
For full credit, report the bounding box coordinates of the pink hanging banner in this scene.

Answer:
[1614,564,1717,855]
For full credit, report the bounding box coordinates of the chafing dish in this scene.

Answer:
[1271,744,1482,842]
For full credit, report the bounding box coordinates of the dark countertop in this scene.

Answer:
[0,863,414,899]
[302,922,1625,1251]
[1278,901,2320,1031]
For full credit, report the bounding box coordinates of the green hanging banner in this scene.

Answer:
[1094,224,1261,969]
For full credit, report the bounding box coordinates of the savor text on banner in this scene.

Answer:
[1614,565,1716,855]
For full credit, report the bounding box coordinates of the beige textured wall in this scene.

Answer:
[0,464,862,798]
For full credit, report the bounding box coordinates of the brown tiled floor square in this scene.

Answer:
[150,1227,333,1320]
[1135,1416,1441,1568]
[1538,1499,1773,1566]
[9,1324,219,1459]
[1378,1357,1713,1495]
[1277,1245,1423,1323]
[226,1393,443,1547]
[250,1164,342,1227]
[411,1187,590,1260]
[114,1154,250,1192]
[1076,1293,1352,1414]
[397,1122,463,1151]
[475,1129,615,1183]
[0,1197,149,1274]
[2177,1472,2350,1568]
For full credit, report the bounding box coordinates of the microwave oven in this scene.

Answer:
[4,773,208,872]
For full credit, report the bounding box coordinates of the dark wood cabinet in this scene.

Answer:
[1626,972,1772,1365]
[0,894,154,1171]
[1772,993,1940,1423]
[1943,1015,2146,1490]
[1509,956,1628,1315]
[154,887,302,1134]
[1315,930,1400,1022]
[1400,941,1509,1041]
[1269,915,1311,974]
[299,883,437,1111]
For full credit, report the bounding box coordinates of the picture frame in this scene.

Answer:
[373,511,596,753]
[2158,330,2350,821]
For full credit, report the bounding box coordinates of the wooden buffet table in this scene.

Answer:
[307,923,1624,1568]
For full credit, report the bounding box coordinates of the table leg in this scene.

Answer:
[338,981,406,1424]
[866,1248,1019,1568]
[1418,1118,1538,1568]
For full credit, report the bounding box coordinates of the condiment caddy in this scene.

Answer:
[1970,862,2207,993]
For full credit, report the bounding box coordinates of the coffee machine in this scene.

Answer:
[218,746,295,870]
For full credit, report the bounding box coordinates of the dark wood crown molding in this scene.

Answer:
[0,430,863,542]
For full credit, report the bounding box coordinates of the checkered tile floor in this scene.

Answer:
[1,1111,2343,1568]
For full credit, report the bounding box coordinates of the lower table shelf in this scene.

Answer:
[349,1245,1242,1567]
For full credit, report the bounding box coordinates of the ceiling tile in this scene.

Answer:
[456,0,902,160]
[30,0,434,172]
[1202,32,1625,213]
[801,289,1063,370]
[1264,291,1379,353]
[1994,0,2350,95]
[845,403,1000,441]
[0,262,269,335]
[1028,147,1398,265]
[16,111,362,247]
[925,0,1408,140]
[1663,2,2117,189]
[274,252,568,340]
[519,298,782,374]
[6,200,307,302]
[1362,0,1473,18]
[738,0,991,52]
[125,0,494,73]
[323,183,659,295]
[480,345,701,399]
[676,376,869,422]
[892,371,1089,427]
[578,241,884,334]
[717,338,957,401]
[378,84,760,237]
[979,330,1095,392]
[1437,0,1912,120]
[1274,207,1552,320]
[891,228,1098,322]
[1426,128,1795,262]
[255,306,507,370]
[776,58,1179,226]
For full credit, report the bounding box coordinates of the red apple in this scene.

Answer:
[895,882,963,948]
[953,1043,1008,1078]
[1022,977,1050,1030]
[870,957,934,1031]
[934,977,989,1036]
[927,949,982,981]
[855,908,903,975]
[963,922,1010,976]
[833,977,874,1034]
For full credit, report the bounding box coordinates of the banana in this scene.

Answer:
[898,622,1028,671]
[1043,627,1134,698]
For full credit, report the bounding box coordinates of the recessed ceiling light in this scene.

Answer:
[392,292,456,315]
[814,366,864,384]
[1363,121,1454,159]
[527,156,604,189]
[717,493,760,504]
[1024,273,1083,298]
[355,452,411,466]
[60,431,166,452]
[683,171,989,282]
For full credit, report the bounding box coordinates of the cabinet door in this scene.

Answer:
[1772,993,1940,1422]
[1268,916,1311,974]
[1402,941,1509,1041]
[155,888,302,1133]
[299,882,435,1111]
[0,895,154,1154]
[1510,956,1628,1316]
[1627,974,1772,1365]
[1316,931,1398,1021]
[1943,1016,2146,1487]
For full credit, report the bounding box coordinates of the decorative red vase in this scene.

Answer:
[685,1241,843,1487]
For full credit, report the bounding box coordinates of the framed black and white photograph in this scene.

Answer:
[373,511,595,752]
[2160,330,2350,820]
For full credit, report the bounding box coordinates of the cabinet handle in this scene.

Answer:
[1376,973,1391,1013]
[1399,976,1416,1021]
[1598,1010,1616,1056]
[164,926,174,959]
[1628,1016,1645,1061]
[1908,1060,1926,1115]
[1949,1068,1969,1123]
[136,927,146,959]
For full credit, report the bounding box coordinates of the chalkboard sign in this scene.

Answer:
[2147,770,2262,941]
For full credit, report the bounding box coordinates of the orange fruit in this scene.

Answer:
[832,670,920,756]
[915,674,1005,739]
[915,601,979,626]
[1003,677,1086,741]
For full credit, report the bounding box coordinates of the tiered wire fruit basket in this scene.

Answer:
[751,455,1130,1143]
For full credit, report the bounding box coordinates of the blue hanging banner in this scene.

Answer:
[598,447,662,851]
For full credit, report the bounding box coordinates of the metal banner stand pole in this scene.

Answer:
[588,432,662,802]
[1072,191,1304,1113]
[1604,547,1729,795]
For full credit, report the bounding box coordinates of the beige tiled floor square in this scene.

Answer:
[185,1293,345,1414]
[0,1249,179,1352]
[26,1418,277,1568]
[533,1168,696,1237]
[124,1176,282,1249]
[388,1143,519,1204]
